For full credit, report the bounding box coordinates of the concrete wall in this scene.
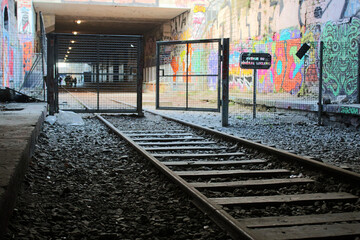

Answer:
[144,0,360,104]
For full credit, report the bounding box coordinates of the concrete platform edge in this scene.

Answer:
[0,104,47,238]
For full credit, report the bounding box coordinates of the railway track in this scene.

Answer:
[97,112,360,240]
[64,93,360,239]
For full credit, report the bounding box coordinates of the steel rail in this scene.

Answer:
[145,109,360,185]
[95,113,256,240]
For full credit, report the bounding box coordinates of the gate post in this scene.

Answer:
[222,38,229,127]
[46,34,56,115]
[253,69,257,119]
[156,42,160,109]
[318,41,324,125]
[358,43,360,104]
[137,37,144,116]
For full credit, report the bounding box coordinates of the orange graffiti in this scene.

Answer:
[171,56,179,82]
[22,41,33,74]
[273,41,286,92]
[282,39,302,93]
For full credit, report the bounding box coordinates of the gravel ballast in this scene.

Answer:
[154,110,360,174]
[5,109,360,239]
[5,116,229,240]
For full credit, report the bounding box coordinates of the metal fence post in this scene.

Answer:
[318,41,324,125]
[54,36,59,113]
[358,43,360,104]
[156,42,160,109]
[137,37,144,116]
[186,43,189,110]
[39,11,46,102]
[46,34,55,115]
[96,36,100,111]
[253,69,257,119]
[221,38,229,127]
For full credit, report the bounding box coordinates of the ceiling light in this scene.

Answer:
[65,55,68,57]
[67,51,70,54]
[76,20,82,24]
[68,47,72,50]
[71,40,75,44]
[72,31,78,35]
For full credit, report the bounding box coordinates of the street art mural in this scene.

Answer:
[18,0,33,78]
[1,0,37,94]
[155,0,360,103]
[1,0,13,88]
[322,17,360,102]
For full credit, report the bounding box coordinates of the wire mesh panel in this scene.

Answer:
[1,23,45,100]
[54,34,142,113]
[230,40,320,118]
[156,39,221,111]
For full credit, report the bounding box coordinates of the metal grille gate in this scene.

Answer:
[156,39,222,112]
[50,33,143,114]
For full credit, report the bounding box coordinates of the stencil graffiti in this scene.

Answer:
[321,17,360,101]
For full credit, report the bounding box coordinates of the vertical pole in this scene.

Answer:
[39,12,46,102]
[253,69,257,119]
[46,34,55,115]
[54,36,59,113]
[217,40,222,111]
[318,41,324,125]
[186,43,189,110]
[358,43,360,104]
[96,36,100,111]
[221,38,229,127]
[156,42,160,109]
[137,37,144,116]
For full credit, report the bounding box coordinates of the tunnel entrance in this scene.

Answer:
[49,33,143,114]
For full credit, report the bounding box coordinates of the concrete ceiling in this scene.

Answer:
[33,2,188,35]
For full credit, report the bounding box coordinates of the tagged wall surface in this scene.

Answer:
[145,0,360,104]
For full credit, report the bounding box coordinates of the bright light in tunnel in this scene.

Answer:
[72,31,78,35]
[76,20,82,24]
[71,40,75,44]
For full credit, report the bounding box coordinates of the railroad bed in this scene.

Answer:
[99,112,360,240]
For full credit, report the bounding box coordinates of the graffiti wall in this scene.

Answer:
[1,0,36,91]
[146,0,360,103]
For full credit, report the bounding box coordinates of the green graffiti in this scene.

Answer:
[321,17,360,101]
[340,106,360,115]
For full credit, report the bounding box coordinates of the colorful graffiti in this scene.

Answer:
[322,17,360,101]
[62,0,159,6]
[340,106,360,115]
[157,0,360,102]
[228,28,306,95]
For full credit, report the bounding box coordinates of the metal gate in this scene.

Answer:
[156,39,223,112]
[48,33,143,114]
